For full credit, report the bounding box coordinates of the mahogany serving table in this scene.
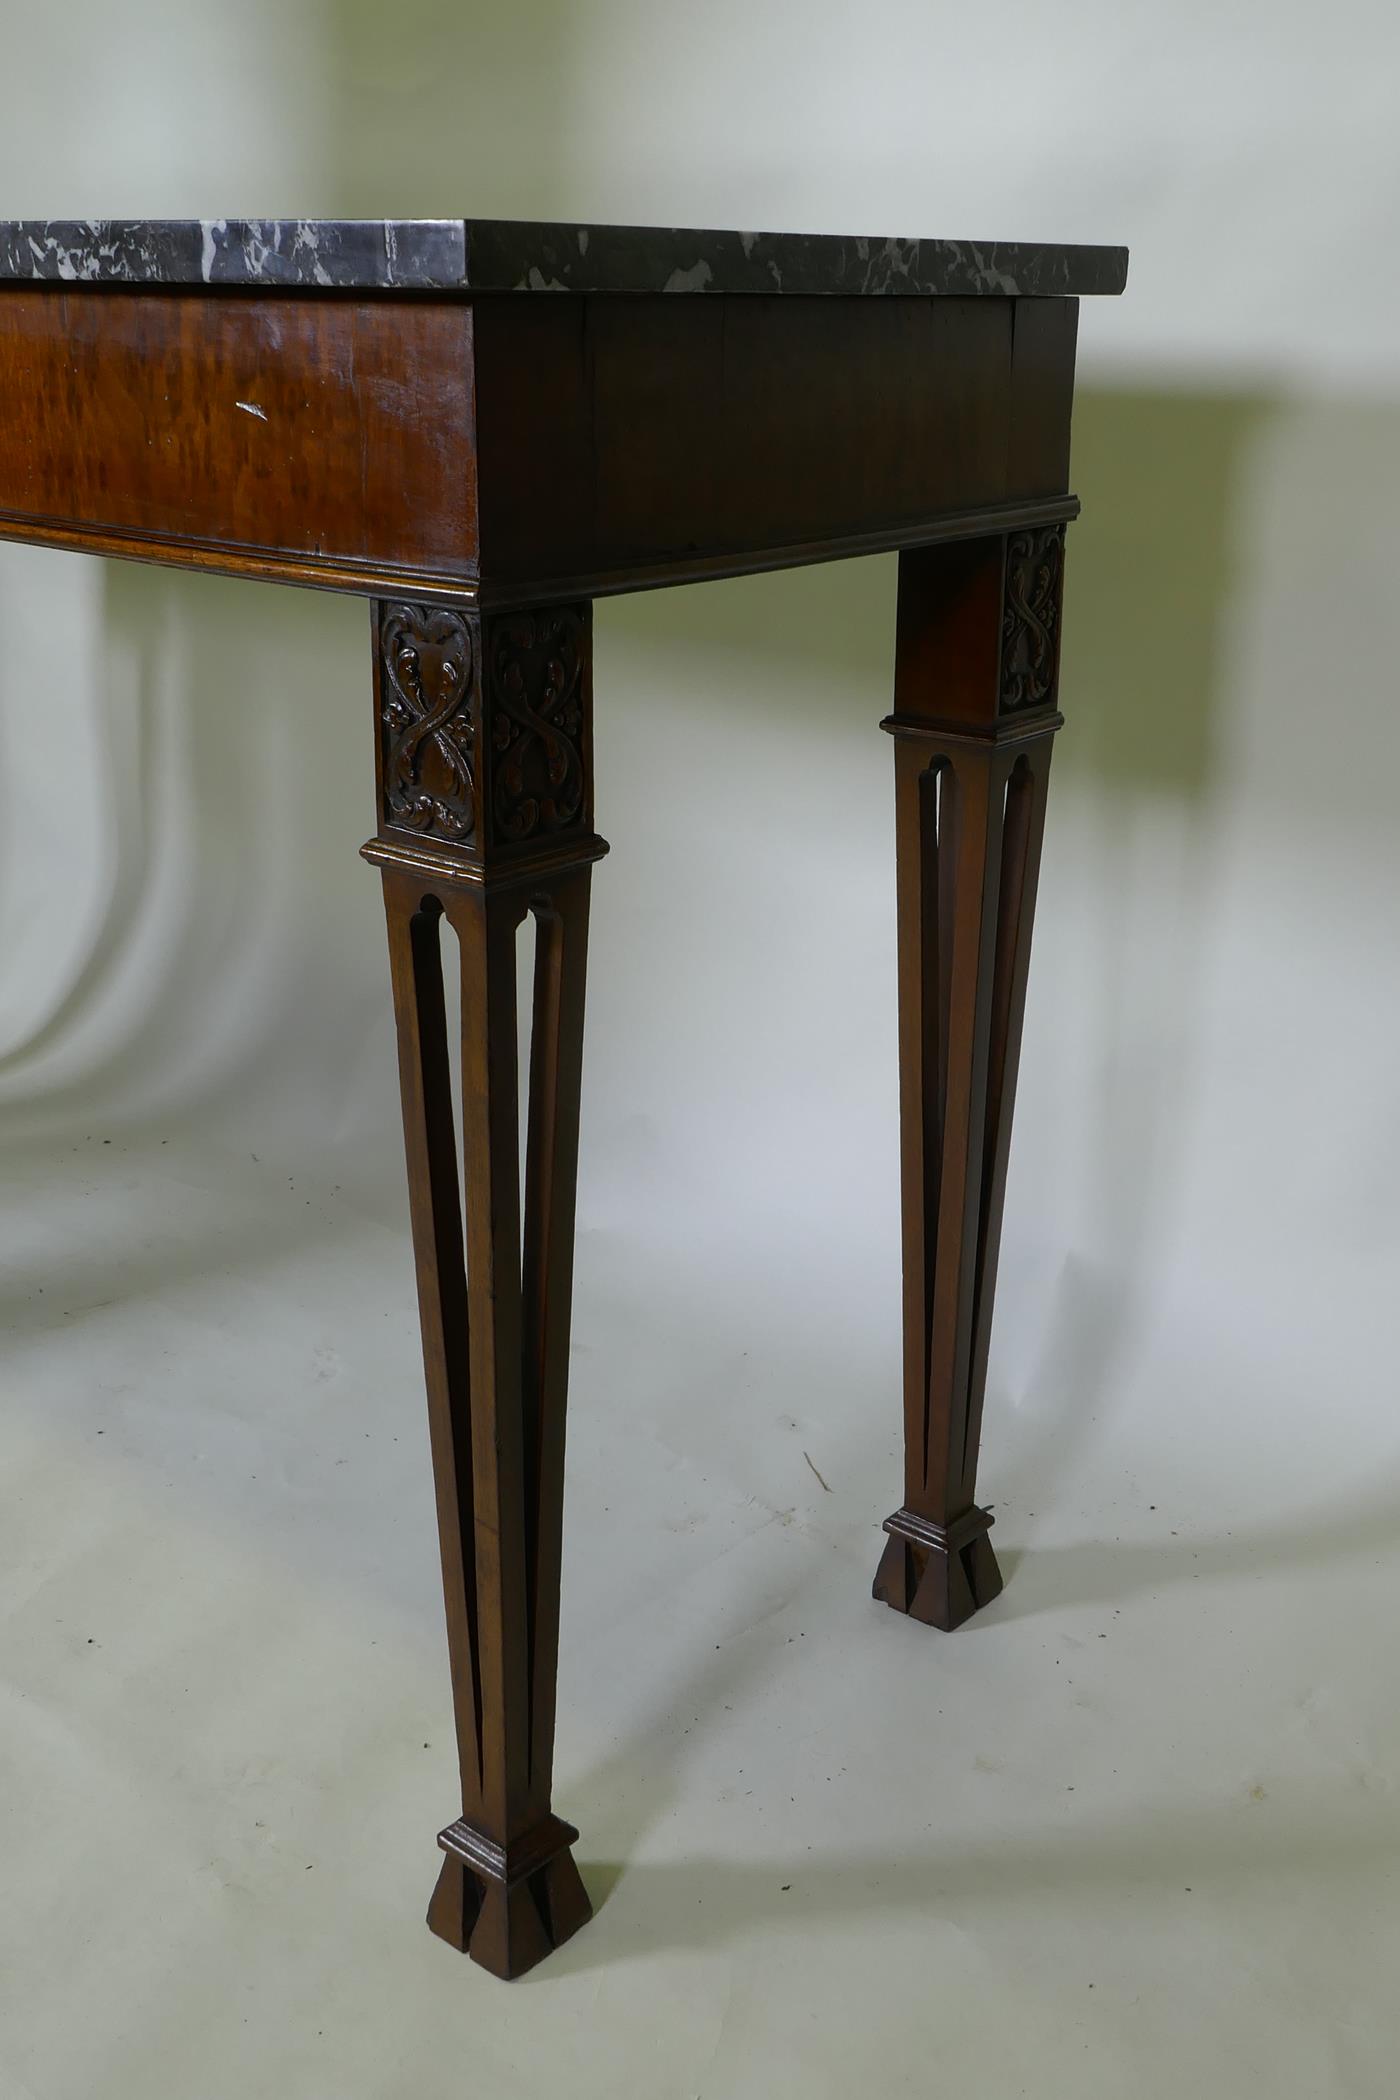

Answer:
[0,218,1126,1977]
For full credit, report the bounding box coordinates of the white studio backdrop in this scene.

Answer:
[2,5,1399,2098]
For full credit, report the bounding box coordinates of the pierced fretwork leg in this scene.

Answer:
[363,597,605,1977]
[872,529,1064,1631]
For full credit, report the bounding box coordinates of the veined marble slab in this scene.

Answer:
[0,218,1128,297]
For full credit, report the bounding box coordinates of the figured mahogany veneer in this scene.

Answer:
[0,288,478,594]
[0,217,1125,1980]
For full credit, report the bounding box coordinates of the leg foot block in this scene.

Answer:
[426,1814,592,1979]
[872,1506,1003,1631]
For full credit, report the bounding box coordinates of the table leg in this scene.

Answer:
[362,598,604,1978]
[872,529,1065,1631]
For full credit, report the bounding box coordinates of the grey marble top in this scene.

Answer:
[0,219,1127,297]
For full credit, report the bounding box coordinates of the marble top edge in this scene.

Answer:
[0,219,1128,297]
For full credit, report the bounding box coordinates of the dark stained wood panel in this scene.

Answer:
[1006,296,1080,496]
[472,293,1079,599]
[0,287,478,591]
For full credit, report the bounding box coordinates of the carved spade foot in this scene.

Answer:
[872,1506,1004,1632]
[426,1815,592,1980]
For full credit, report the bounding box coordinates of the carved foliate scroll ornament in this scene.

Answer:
[487,609,587,843]
[380,603,477,840]
[1000,525,1065,713]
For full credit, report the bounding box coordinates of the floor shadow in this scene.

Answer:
[990,1478,1400,1624]
[559,1447,1400,1880]
[557,1776,1397,1976]
[0,1135,378,1337]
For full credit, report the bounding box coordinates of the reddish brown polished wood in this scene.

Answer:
[0,224,1123,1978]
[377,862,596,1976]
[361,598,604,1975]
[0,288,478,595]
[872,530,1062,1628]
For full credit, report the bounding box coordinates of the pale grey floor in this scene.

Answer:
[2,1120,1397,2100]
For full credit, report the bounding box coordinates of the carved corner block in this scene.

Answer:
[378,601,479,842]
[367,597,604,889]
[482,606,590,848]
[998,523,1065,717]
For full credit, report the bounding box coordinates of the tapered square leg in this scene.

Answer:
[363,598,605,1976]
[873,528,1064,1630]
